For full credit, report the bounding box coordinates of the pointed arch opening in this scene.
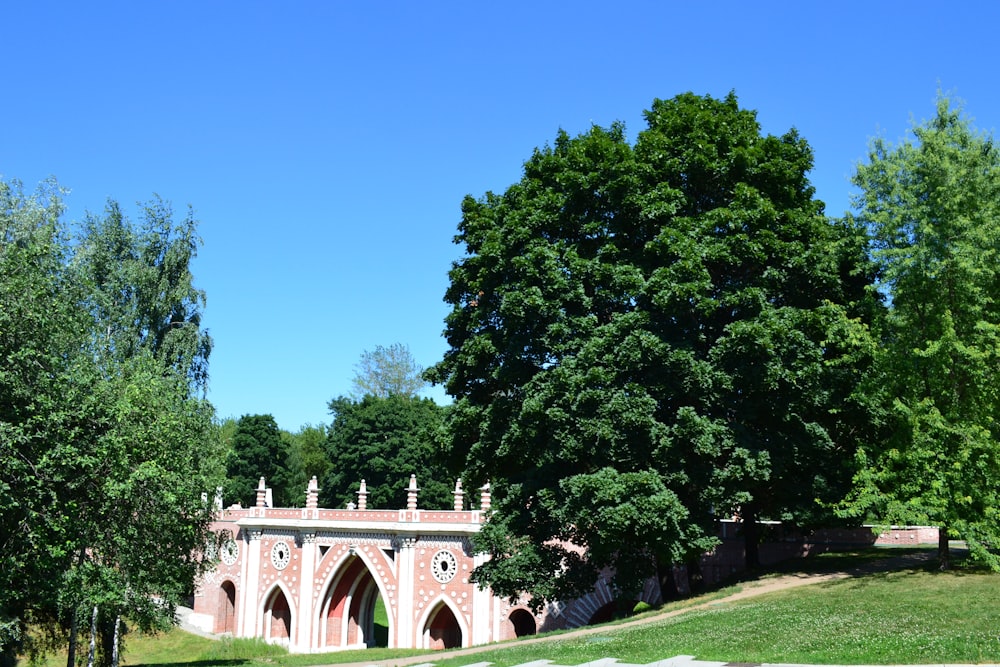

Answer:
[317,554,391,650]
[423,601,462,650]
[216,580,237,634]
[263,586,293,645]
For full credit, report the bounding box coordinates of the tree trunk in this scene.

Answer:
[656,558,680,601]
[938,526,951,571]
[686,557,705,594]
[110,616,121,667]
[742,502,760,570]
[86,606,98,667]
[66,550,87,667]
[66,608,79,667]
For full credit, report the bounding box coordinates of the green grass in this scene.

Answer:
[24,548,1000,666]
[434,560,1000,666]
[762,545,930,574]
[28,631,428,667]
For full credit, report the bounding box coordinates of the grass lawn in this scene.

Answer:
[433,565,1000,666]
[26,548,1000,666]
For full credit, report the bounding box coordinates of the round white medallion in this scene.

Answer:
[271,540,291,570]
[220,539,239,566]
[431,549,458,583]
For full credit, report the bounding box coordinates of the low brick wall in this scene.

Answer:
[873,525,939,545]
[695,522,938,589]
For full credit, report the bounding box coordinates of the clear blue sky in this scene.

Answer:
[4,2,999,432]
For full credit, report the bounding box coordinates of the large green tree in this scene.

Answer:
[844,95,1000,570]
[61,355,218,667]
[429,93,875,607]
[224,414,291,507]
[319,395,453,510]
[0,178,87,665]
[0,179,222,666]
[67,196,219,667]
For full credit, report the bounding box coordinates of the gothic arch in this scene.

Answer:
[416,596,468,650]
[215,579,238,634]
[260,582,295,646]
[316,551,394,650]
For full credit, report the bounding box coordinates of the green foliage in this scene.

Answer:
[0,177,222,665]
[282,423,331,502]
[74,197,212,392]
[0,178,81,658]
[632,601,655,615]
[842,95,1000,569]
[351,343,427,398]
[319,395,454,510]
[224,414,291,507]
[431,92,877,605]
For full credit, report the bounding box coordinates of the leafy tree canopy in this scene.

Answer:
[842,95,1000,570]
[0,178,222,666]
[224,414,291,507]
[74,197,212,392]
[283,423,331,502]
[429,92,877,606]
[351,343,427,398]
[320,395,454,510]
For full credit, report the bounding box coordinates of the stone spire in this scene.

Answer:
[305,476,319,510]
[357,479,368,511]
[255,477,267,508]
[479,482,491,512]
[453,478,464,512]
[406,474,419,511]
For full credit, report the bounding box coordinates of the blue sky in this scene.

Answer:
[4,2,999,432]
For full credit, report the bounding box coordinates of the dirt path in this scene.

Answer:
[322,550,934,667]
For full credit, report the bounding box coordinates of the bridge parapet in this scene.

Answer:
[217,474,491,526]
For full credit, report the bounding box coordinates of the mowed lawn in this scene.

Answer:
[30,551,1000,666]
[433,567,1000,667]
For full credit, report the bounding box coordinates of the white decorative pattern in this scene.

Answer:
[221,539,239,566]
[271,540,291,570]
[431,549,458,583]
[318,531,394,546]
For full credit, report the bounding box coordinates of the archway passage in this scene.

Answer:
[216,581,236,634]
[319,555,389,649]
[508,608,536,637]
[425,603,462,650]
[265,587,292,643]
[588,599,638,626]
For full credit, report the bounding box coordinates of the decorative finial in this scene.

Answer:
[306,476,319,510]
[358,479,368,511]
[407,474,419,511]
[255,477,268,508]
[480,482,491,512]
